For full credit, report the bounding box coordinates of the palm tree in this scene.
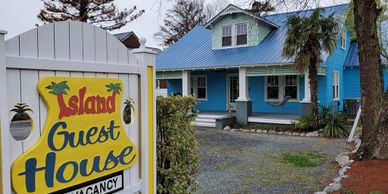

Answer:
[283,8,338,129]
[10,103,33,121]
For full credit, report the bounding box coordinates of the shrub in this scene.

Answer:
[322,112,349,138]
[156,96,199,194]
[294,114,314,131]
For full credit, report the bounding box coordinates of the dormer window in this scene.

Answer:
[236,23,248,45]
[222,26,232,47]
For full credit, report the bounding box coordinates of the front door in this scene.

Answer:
[228,75,239,111]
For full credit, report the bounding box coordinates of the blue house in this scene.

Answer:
[156,4,388,127]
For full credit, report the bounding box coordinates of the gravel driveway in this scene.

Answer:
[196,128,351,194]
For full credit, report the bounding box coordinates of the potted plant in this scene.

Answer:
[10,103,33,141]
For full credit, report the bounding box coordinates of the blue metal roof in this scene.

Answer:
[344,43,359,67]
[344,20,388,67]
[156,4,349,71]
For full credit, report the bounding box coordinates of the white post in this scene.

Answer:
[0,29,11,194]
[237,67,249,101]
[182,70,191,96]
[132,38,157,194]
[302,68,311,102]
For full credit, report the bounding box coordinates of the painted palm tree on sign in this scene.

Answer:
[283,9,338,129]
[106,83,122,95]
[46,81,70,106]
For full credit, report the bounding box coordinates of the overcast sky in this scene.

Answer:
[0,0,349,48]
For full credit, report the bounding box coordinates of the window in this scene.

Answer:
[265,76,299,101]
[284,75,298,100]
[222,26,232,47]
[340,28,346,50]
[236,23,247,45]
[191,76,207,100]
[266,76,279,100]
[333,71,339,100]
[197,77,207,99]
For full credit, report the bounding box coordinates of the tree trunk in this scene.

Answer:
[353,0,388,159]
[79,0,89,22]
[373,91,388,158]
[309,58,319,129]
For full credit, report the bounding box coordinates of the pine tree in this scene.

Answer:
[37,0,144,31]
[155,0,207,46]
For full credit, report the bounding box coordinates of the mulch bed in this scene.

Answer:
[340,160,388,193]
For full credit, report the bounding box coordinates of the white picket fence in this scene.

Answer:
[0,21,156,194]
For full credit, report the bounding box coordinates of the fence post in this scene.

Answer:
[132,38,157,194]
[0,30,11,194]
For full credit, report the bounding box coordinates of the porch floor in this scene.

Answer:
[248,113,300,125]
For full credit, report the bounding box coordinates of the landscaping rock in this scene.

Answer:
[277,131,284,135]
[333,176,342,183]
[324,182,341,192]
[262,129,267,133]
[241,129,250,132]
[306,131,319,137]
[300,132,306,137]
[335,155,350,167]
[292,132,300,136]
[268,130,277,134]
[256,129,262,133]
[231,129,236,132]
[223,126,231,131]
[250,129,256,133]
[339,166,350,177]
[314,192,327,194]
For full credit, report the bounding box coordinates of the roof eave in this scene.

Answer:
[204,4,279,29]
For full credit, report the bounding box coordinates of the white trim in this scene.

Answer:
[237,67,250,101]
[182,71,191,96]
[340,28,346,50]
[204,4,279,29]
[332,70,340,100]
[302,69,311,103]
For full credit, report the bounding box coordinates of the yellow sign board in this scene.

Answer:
[11,77,138,194]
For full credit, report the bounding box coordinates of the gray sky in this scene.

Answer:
[0,0,348,48]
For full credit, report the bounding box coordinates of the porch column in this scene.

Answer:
[301,69,312,115]
[236,67,252,125]
[182,70,191,96]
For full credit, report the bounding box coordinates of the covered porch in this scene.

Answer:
[156,65,327,126]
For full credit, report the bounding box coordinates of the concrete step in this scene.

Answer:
[196,118,216,123]
[191,121,216,128]
[197,114,229,119]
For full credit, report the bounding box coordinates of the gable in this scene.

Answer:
[210,13,273,49]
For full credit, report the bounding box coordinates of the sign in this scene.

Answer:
[57,171,123,194]
[11,77,138,194]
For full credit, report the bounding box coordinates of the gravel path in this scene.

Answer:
[196,128,351,194]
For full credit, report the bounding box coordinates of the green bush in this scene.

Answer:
[322,111,349,138]
[156,96,199,194]
[294,114,314,131]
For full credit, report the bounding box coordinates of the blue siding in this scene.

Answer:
[167,79,182,95]
[344,67,388,98]
[320,29,352,111]
[192,71,227,111]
